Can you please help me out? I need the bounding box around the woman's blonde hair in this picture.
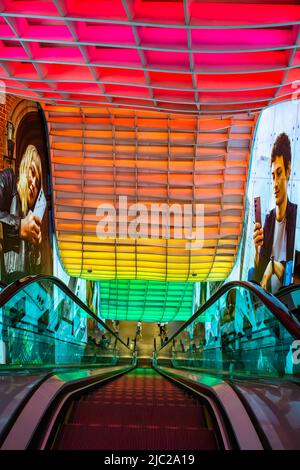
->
[17,144,42,215]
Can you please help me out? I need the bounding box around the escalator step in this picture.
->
[79,399,197,407]
[69,403,206,427]
[55,423,217,450]
[54,370,218,450]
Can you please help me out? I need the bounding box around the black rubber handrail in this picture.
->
[276,283,300,298]
[0,274,130,350]
[157,280,300,352]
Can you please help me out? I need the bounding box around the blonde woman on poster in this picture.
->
[0,144,43,283]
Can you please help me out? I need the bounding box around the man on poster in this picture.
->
[253,133,297,293]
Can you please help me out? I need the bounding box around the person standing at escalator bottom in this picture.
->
[136,321,142,340]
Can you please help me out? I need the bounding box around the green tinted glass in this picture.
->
[156,285,300,379]
[0,279,132,369]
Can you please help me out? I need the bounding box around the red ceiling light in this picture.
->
[0,1,299,114]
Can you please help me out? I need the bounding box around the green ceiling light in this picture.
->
[99,280,195,322]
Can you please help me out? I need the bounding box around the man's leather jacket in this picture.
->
[0,168,21,253]
[0,168,41,282]
[254,199,297,289]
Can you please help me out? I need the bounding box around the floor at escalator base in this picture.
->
[54,368,217,450]
[137,357,152,368]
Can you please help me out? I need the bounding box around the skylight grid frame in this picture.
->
[0,1,299,113]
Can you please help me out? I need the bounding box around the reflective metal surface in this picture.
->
[234,379,300,449]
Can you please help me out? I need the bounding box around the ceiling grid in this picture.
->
[0,1,298,113]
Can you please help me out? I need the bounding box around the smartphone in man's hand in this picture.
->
[33,188,47,221]
[254,196,262,226]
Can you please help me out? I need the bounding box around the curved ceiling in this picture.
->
[44,104,256,281]
[0,1,300,114]
[2,0,298,290]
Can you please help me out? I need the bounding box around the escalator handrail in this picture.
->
[275,284,300,317]
[157,280,300,352]
[0,274,130,350]
[275,283,300,298]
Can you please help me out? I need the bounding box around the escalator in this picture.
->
[154,280,300,449]
[53,368,219,450]
[0,275,135,449]
[0,274,133,369]
[155,280,300,376]
[0,276,300,449]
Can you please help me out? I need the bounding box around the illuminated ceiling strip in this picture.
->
[0,90,277,115]
[1,35,300,54]
[1,74,299,94]
[1,13,300,30]
[0,57,299,75]
[2,84,298,106]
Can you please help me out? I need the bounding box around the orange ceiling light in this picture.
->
[0,1,299,114]
[44,104,256,281]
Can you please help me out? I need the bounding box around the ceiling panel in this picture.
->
[0,1,299,114]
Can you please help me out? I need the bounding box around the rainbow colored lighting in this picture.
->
[0,1,299,114]
[44,104,256,281]
[2,1,298,287]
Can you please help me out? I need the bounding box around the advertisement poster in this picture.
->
[0,103,53,284]
[244,100,300,294]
